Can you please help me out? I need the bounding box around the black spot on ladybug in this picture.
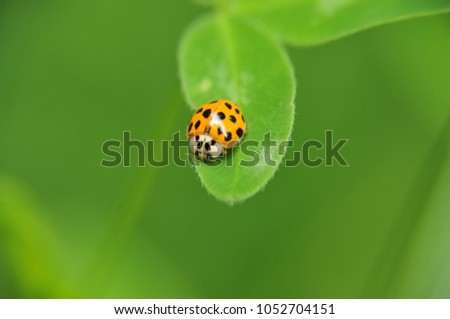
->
[211,139,216,145]
[235,108,240,114]
[196,108,203,114]
[209,100,218,104]
[217,127,222,135]
[225,102,232,109]
[236,128,243,138]
[241,115,245,123]
[188,122,193,132]
[195,135,199,142]
[194,120,201,129]
[228,115,237,123]
[204,142,211,151]
[195,150,200,157]
[217,112,225,120]
[197,141,203,149]
[225,132,232,141]
[202,109,211,118]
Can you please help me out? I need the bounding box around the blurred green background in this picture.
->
[1,1,450,298]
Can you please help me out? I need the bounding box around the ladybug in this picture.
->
[187,99,247,161]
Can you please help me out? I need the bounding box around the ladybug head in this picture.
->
[189,134,224,161]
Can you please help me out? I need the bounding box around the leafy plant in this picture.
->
[179,15,295,204]
[179,0,450,203]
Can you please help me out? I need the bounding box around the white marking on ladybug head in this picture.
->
[189,134,224,161]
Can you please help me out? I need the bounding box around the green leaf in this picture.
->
[203,0,450,46]
[179,14,295,204]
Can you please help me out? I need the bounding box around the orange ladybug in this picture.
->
[187,100,247,161]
